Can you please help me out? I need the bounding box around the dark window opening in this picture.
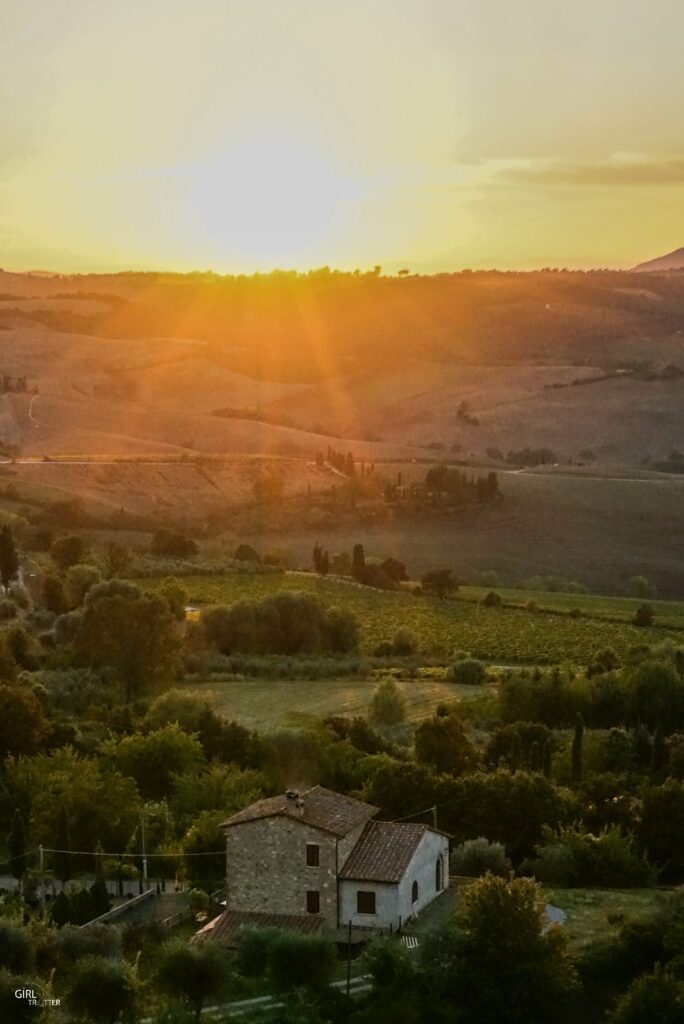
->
[306,843,320,867]
[306,890,320,914]
[411,880,419,904]
[435,858,443,891]
[357,890,376,915]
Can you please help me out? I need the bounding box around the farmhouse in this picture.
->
[197,786,449,946]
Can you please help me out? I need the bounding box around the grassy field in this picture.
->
[457,585,684,631]
[145,572,684,664]
[190,674,489,731]
[410,883,664,952]
[545,887,663,952]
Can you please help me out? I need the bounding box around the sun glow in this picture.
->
[186,132,363,266]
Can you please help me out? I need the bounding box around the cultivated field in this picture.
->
[189,674,488,732]
[144,572,684,662]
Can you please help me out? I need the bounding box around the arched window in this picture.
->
[411,880,419,904]
[435,858,442,892]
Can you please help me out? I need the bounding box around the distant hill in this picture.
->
[633,247,684,273]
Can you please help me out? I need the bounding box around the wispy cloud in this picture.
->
[493,155,684,187]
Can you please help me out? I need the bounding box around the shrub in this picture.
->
[482,590,502,608]
[200,592,360,655]
[523,823,654,888]
[0,921,34,974]
[447,658,486,685]
[633,603,655,627]
[369,678,406,727]
[0,599,16,620]
[451,837,512,878]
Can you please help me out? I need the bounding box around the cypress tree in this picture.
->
[0,524,19,592]
[8,809,26,886]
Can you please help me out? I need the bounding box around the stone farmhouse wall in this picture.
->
[225,816,340,927]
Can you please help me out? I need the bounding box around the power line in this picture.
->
[40,847,224,858]
[390,805,437,824]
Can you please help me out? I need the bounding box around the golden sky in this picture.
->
[2,0,684,273]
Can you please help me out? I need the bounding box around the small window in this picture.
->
[435,858,443,892]
[306,843,320,867]
[411,880,419,904]
[357,890,376,915]
[306,890,320,914]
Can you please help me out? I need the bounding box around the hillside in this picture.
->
[0,268,682,595]
[634,247,684,273]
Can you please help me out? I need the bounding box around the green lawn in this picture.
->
[545,887,663,951]
[143,572,684,664]
[190,674,489,732]
[408,883,664,952]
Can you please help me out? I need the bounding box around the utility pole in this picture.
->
[346,919,352,997]
[140,814,148,891]
[39,844,46,917]
[432,805,437,830]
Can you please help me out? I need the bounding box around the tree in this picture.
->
[609,968,684,1024]
[181,811,227,891]
[51,535,86,571]
[448,658,486,685]
[65,563,101,608]
[0,921,34,974]
[68,955,136,1024]
[415,712,476,775]
[7,810,27,888]
[266,932,336,994]
[369,679,406,728]
[451,874,577,1024]
[572,713,584,784]
[73,591,180,702]
[629,575,655,599]
[640,781,684,881]
[451,837,511,878]
[421,569,456,599]
[103,542,132,579]
[629,660,684,732]
[158,577,189,621]
[155,940,231,1021]
[234,544,260,563]
[42,573,68,614]
[0,685,50,758]
[0,525,19,592]
[150,529,198,558]
[5,748,141,874]
[352,543,366,579]
[633,603,655,627]
[102,725,204,801]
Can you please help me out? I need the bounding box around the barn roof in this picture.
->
[339,821,432,882]
[219,785,378,837]
[194,910,326,948]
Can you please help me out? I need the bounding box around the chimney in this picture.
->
[296,798,305,816]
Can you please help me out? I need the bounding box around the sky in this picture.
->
[2,0,684,274]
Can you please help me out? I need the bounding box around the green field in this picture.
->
[191,674,489,731]
[458,585,684,631]
[410,883,664,952]
[545,887,663,951]
[144,572,684,664]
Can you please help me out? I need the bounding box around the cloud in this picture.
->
[493,155,684,187]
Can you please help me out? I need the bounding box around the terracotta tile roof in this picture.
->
[194,910,326,947]
[220,785,378,837]
[339,821,429,882]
